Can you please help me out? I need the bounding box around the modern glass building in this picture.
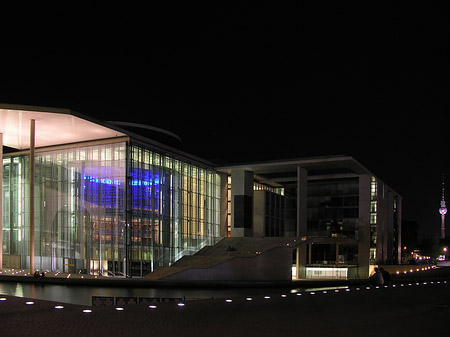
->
[1,104,402,280]
[1,105,222,276]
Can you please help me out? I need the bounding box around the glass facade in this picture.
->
[307,178,359,238]
[369,176,377,263]
[261,191,285,237]
[127,144,221,276]
[305,178,359,266]
[2,141,221,276]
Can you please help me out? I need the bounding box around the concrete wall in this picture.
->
[384,188,402,264]
[253,191,265,237]
[164,247,293,281]
[396,196,402,264]
[231,169,254,237]
[386,189,394,263]
[377,184,401,265]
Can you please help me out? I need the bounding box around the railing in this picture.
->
[91,295,212,306]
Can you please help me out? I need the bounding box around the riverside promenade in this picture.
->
[1,268,450,337]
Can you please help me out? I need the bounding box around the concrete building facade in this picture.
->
[218,157,402,279]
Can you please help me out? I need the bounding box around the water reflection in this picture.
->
[14,283,24,297]
[0,282,306,306]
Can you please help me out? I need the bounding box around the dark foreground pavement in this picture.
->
[1,281,449,337]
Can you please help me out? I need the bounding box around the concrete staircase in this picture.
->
[144,237,301,280]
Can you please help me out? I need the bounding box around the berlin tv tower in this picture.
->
[439,174,447,239]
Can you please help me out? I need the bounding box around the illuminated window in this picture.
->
[227,176,232,237]
[369,177,377,250]
[306,267,348,279]
[370,248,376,262]
[3,142,222,277]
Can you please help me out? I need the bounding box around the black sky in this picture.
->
[1,3,449,239]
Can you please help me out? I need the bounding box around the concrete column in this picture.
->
[296,245,307,279]
[396,196,402,264]
[296,166,307,236]
[296,166,307,279]
[230,169,253,237]
[220,173,228,237]
[336,243,339,264]
[29,119,35,273]
[386,190,394,264]
[308,243,312,264]
[253,191,265,237]
[0,132,2,270]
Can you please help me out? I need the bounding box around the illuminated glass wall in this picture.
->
[369,176,377,263]
[127,144,221,276]
[2,141,221,276]
[2,142,127,275]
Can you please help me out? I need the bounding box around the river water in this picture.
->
[0,281,318,306]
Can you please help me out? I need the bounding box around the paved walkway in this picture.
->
[1,280,449,337]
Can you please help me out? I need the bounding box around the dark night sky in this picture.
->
[1,3,449,240]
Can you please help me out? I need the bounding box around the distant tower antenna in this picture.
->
[439,173,447,239]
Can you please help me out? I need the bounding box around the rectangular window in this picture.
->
[234,195,252,229]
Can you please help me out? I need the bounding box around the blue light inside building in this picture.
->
[82,169,161,210]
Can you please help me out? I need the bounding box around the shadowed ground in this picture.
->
[1,280,449,337]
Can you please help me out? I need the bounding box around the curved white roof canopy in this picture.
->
[0,104,125,150]
[107,121,182,143]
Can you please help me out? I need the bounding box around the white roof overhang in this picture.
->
[0,104,125,150]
